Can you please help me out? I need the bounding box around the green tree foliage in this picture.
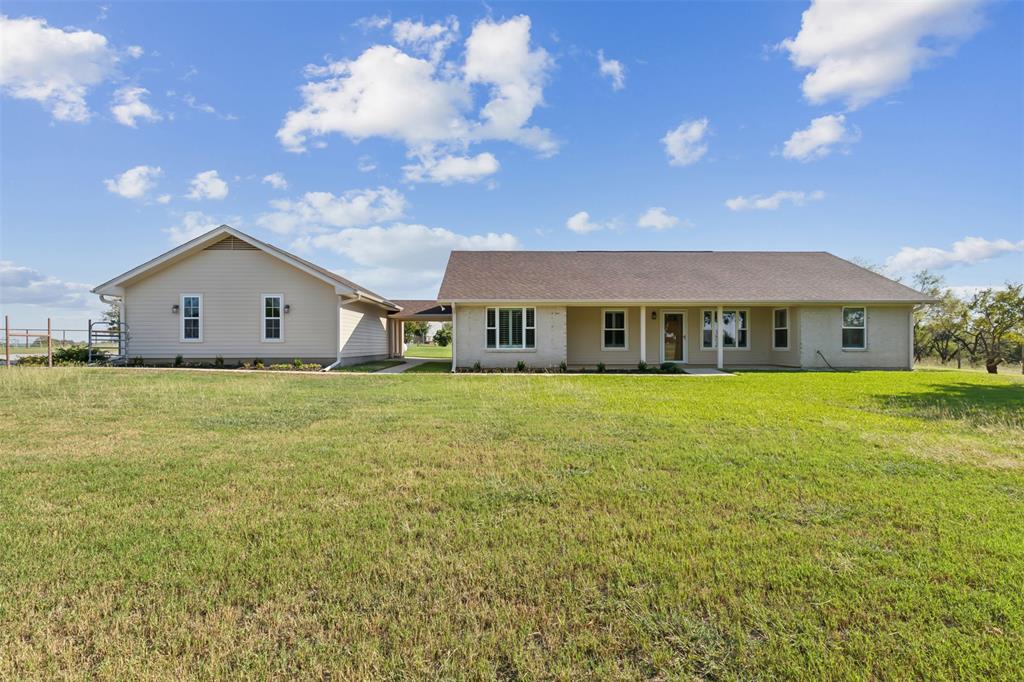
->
[404,321,430,344]
[433,322,453,347]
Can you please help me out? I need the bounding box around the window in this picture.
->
[773,308,789,350]
[486,307,536,349]
[181,294,201,342]
[262,294,283,342]
[701,309,749,349]
[602,309,627,350]
[842,306,866,349]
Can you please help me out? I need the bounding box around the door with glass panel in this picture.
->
[661,311,687,363]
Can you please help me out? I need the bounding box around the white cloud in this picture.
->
[125,45,144,59]
[566,211,605,234]
[662,118,709,166]
[103,164,162,199]
[392,16,459,64]
[637,207,682,230]
[782,114,859,161]
[277,15,556,179]
[186,170,229,200]
[354,14,391,31]
[163,211,235,245]
[257,186,407,235]
[779,0,984,109]
[597,49,625,90]
[0,15,123,122]
[156,194,171,204]
[885,236,1024,274]
[294,222,520,297]
[181,93,237,120]
[109,86,161,127]
[725,190,825,211]
[0,260,92,307]
[402,152,499,184]
[357,155,377,173]
[262,172,288,190]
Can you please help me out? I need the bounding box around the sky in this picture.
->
[1,0,1022,331]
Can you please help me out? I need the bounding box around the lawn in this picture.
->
[404,360,452,373]
[331,359,405,372]
[405,343,452,359]
[1,368,1021,679]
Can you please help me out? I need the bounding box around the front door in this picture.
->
[662,311,687,363]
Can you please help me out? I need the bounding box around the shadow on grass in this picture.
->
[875,381,1024,428]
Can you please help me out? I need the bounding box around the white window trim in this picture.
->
[842,305,868,351]
[486,306,536,351]
[600,308,629,351]
[700,308,750,351]
[180,293,202,343]
[261,293,284,343]
[772,307,789,351]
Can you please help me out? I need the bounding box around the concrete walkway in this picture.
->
[376,358,438,374]
[682,367,733,376]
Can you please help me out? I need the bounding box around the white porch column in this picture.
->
[716,305,724,370]
[400,321,405,358]
[451,304,457,373]
[639,305,647,365]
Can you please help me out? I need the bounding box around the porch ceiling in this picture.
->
[388,300,452,321]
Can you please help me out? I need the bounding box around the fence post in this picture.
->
[48,318,53,368]
[4,315,9,368]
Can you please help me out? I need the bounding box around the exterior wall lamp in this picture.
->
[172,304,179,314]
[651,310,657,320]
[283,304,291,314]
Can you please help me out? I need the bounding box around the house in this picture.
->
[437,250,934,371]
[93,226,932,371]
[91,225,405,367]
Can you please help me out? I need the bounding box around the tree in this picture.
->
[953,283,1024,374]
[911,270,946,362]
[433,322,452,347]
[404,321,430,344]
[101,300,120,330]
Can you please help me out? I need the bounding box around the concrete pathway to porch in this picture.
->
[376,358,437,374]
[681,367,733,376]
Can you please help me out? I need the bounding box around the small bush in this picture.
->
[254,358,265,369]
[660,362,680,373]
[53,344,103,364]
[637,361,649,372]
[472,361,482,372]
[174,354,184,367]
[292,358,303,369]
[129,356,145,367]
[268,362,322,372]
[16,354,49,366]
[214,355,225,368]
[515,360,527,372]
[596,362,606,373]
[559,360,568,373]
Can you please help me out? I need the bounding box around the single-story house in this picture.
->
[93,225,933,371]
[438,250,934,371]
[91,225,409,367]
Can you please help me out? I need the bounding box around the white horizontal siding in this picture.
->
[124,249,337,360]
[339,299,388,358]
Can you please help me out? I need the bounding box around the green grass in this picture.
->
[331,359,405,372]
[404,360,452,373]
[1,368,1022,679]
[405,343,452,359]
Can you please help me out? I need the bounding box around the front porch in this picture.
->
[386,300,453,360]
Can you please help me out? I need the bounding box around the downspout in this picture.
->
[323,293,356,372]
[451,303,457,373]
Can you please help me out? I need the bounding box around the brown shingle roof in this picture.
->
[388,300,452,318]
[437,251,933,303]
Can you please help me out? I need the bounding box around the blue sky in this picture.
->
[2,1,1022,330]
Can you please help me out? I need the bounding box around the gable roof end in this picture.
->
[91,225,397,309]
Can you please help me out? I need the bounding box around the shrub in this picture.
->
[16,354,48,366]
[53,344,103,364]
[254,358,264,369]
[129,356,145,367]
[472,361,482,372]
[637,360,649,372]
[433,324,452,347]
[515,360,527,372]
[214,355,225,368]
[596,362,606,373]
[269,362,321,372]
[174,354,184,367]
[293,358,303,369]
[659,362,680,373]
[559,360,568,373]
